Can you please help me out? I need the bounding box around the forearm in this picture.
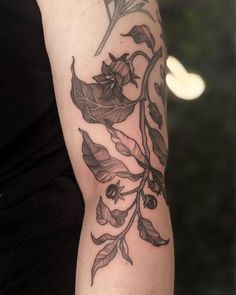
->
[37,1,174,294]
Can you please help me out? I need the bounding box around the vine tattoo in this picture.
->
[95,0,155,56]
[70,24,169,285]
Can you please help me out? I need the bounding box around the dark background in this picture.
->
[159,0,235,294]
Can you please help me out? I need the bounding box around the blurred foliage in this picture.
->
[158,0,235,294]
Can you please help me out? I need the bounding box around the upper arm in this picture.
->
[39,0,168,199]
[37,1,173,293]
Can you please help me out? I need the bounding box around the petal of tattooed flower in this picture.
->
[93,73,108,85]
[119,237,133,265]
[91,233,117,245]
[106,125,148,167]
[91,241,118,286]
[115,73,124,88]
[147,125,168,166]
[71,57,137,124]
[121,25,155,53]
[101,61,113,75]
[138,217,169,247]
[109,53,118,62]
[79,129,143,182]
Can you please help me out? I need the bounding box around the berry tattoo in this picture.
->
[106,181,125,204]
[143,194,158,209]
[71,22,169,286]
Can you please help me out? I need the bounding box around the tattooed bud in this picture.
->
[106,184,118,199]
[110,60,130,84]
[106,180,125,204]
[148,180,161,195]
[143,194,157,209]
[109,53,139,87]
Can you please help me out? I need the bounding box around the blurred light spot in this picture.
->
[166,56,206,100]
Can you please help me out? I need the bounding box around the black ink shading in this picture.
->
[95,0,155,56]
[70,24,169,286]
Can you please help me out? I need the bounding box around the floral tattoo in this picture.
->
[95,0,156,56]
[70,24,169,286]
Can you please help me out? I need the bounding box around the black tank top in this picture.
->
[0,1,84,294]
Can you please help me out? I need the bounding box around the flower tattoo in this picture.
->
[93,53,139,101]
[70,23,169,286]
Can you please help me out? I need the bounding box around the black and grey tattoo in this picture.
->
[95,0,155,56]
[70,24,169,286]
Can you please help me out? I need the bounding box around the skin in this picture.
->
[36,0,174,294]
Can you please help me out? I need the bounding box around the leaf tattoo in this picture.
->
[138,217,169,246]
[96,196,128,227]
[148,102,163,129]
[91,232,117,245]
[106,124,148,167]
[119,237,133,265]
[79,129,143,182]
[95,0,155,56]
[71,23,169,286]
[91,241,118,285]
[146,123,168,166]
[121,25,156,53]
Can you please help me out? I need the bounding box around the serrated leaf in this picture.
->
[106,125,148,167]
[147,125,168,166]
[119,237,133,265]
[71,57,136,125]
[122,25,155,53]
[80,129,142,183]
[91,233,117,245]
[138,217,169,246]
[96,197,128,227]
[91,241,118,285]
[148,102,163,129]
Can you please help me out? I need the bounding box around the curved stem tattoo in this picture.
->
[129,50,151,63]
[70,23,169,286]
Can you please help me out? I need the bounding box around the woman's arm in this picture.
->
[37,1,174,294]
